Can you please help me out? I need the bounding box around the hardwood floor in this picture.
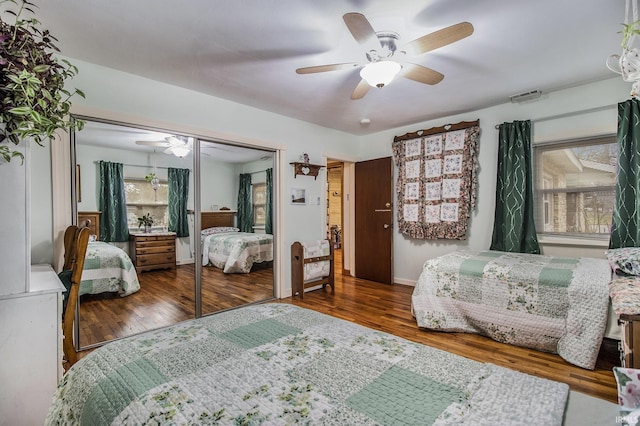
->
[78,262,273,347]
[75,249,619,403]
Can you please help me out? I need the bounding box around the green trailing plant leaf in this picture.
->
[0,0,84,163]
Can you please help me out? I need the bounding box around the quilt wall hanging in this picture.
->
[392,120,480,240]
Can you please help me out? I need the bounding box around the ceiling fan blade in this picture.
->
[405,22,474,55]
[136,140,170,147]
[296,63,359,74]
[401,63,444,85]
[351,79,371,100]
[343,13,381,49]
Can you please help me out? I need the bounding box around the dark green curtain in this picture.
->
[610,99,640,248]
[490,120,540,254]
[168,167,190,238]
[265,168,273,234]
[237,173,253,232]
[98,161,129,242]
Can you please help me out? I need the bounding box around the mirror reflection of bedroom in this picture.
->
[74,118,275,348]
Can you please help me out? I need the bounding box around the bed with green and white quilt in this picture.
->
[80,241,140,297]
[46,303,570,425]
[201,231,273,273]
[412,250,612,370]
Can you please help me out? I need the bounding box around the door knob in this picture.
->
[383,223,392,229]
[385,202,391,208]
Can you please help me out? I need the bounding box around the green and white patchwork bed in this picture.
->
[46,304,569,425]
[202,232,273,273]
[412,250,612,369]
[80,241,140,297]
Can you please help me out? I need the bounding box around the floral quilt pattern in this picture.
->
[412,250,611,369]
[46,304,569,425]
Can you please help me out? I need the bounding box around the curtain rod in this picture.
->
[93,161,170,170]
[493,104,617,129]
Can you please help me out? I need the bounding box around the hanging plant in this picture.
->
[0,0,85,163]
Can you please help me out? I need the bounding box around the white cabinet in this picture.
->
[0,265,64,426]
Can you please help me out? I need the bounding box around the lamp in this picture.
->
[360,61,402,88]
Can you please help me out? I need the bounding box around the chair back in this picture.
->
[62,225,78,271]
[62,226,90,367]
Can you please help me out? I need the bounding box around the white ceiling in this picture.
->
[33,0,623,136]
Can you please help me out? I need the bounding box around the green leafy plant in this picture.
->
[621,20,640,48]
[144,173,157,182]
[137,213,154,228]
[0,0,85,163]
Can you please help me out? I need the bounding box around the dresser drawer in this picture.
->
[136,245,176,255]
[136,253,176,267]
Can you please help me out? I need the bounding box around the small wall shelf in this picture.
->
[290,162,324,180]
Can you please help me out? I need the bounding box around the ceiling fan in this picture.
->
[296,13,473,99]
[135,136,192,158]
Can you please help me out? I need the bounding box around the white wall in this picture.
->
[361,77,631,285]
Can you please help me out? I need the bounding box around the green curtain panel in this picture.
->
[490,120,540,254]
[610,99,640,249]
[265,168,273,235]
[168,167,190,238]
[98,161,129,242]
[237,173,253,232]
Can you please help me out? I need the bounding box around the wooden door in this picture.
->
[355,157,393,284]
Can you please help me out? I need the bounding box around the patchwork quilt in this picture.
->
[46,304,568,425]
[202,232,273,273]
[80,241,140,297]
[412,250,612,369]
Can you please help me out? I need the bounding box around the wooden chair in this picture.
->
[61,226,90,367]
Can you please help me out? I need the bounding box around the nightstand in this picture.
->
[620,314,640,368]
[129,232,176,272]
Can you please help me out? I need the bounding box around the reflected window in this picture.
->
[124,178,168,230]
[252,182,266,226]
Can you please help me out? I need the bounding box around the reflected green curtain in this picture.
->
[610,99,640,248]
[237,173,253,232]
[168,167,190,238]
[265,168,273,234]
[98,161,129,242]
[490,120,540,254]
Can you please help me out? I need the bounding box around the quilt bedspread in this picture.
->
[412,250,611,369]
[46,304,568,425]
[202,232,273,273]
[80,241,140,297]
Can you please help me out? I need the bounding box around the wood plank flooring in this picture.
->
[75,249,619,403]
[78,262,273,347]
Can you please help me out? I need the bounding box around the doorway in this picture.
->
[326,162,344,274]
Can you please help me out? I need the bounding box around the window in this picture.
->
[124,178,169,230]
[534,136,617,238]
[252,182,266,226]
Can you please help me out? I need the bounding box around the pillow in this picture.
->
[201,226,239,237]
[89,234,97,242]
[613,367,640,424]
[606,247,640,276]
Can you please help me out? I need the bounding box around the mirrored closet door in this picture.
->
[72,117,276,349]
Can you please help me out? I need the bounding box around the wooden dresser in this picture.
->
[129,232,177,272]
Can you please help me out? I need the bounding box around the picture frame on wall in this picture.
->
[291,188,306,205]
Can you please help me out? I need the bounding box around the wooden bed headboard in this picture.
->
[78,211,101,239]
[201,211,235,230]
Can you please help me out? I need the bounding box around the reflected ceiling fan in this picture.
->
[296,12,473,99]
[135,136,192,158]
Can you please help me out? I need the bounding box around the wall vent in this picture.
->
[509,89,542,103]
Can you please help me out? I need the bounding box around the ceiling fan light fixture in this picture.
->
[171,146,190,158]
[360,61,402,88]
